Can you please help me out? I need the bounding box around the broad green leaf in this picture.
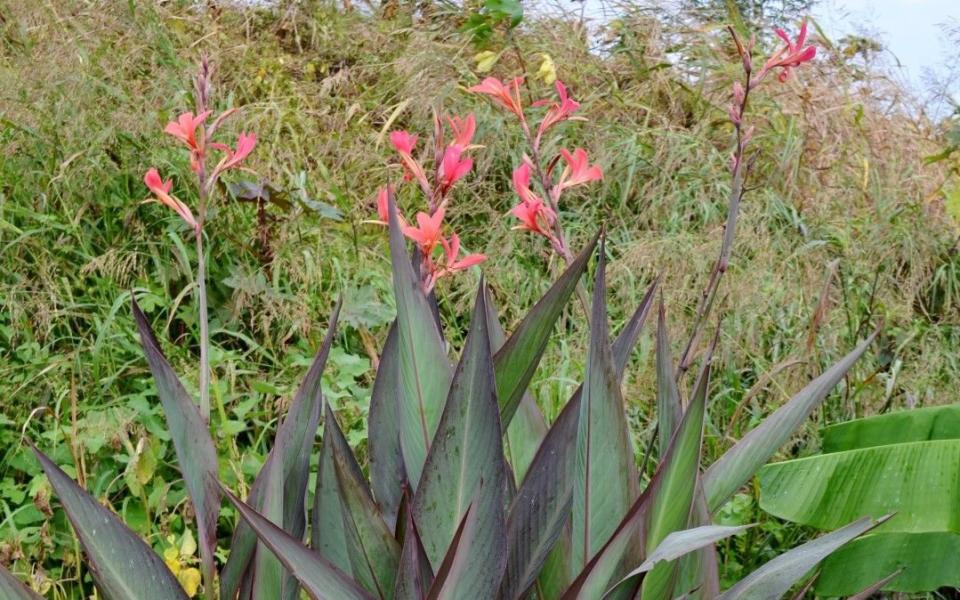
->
[822,404,960,453]
[493,232,598,428]
[530,278,658,600]
[394,497,434,600]
[330,403,401,598]
[412,282,507,596]
[0,558,48,599]
[312,403,356,576]
[368,324,407,532]
[388,194,453,488]
[132,298,220,594]
[605,525,751,597]
[572,242,640,569]
[655,302,682,457]
[424,497,480,600]
[818,532,958,595]
[221,301,341,600]
[32,445,189,600]
[642,337,714,600]
[759,438,960,532]
[484,289,547,484]
[253,452,287,598]
[717,516,884,600]
[702,332,876,511]
[223,487,374,600]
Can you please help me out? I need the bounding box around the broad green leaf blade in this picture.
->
[484,288,547,484]
[312,403,357,576]
[412,282,507,596]
[395,497,434,600]
[817,532,957,595]
[223,488,374,600]
[493,232,599,428]
[703,332,876,511]
[845,568,904,600]
[32,446,189,600]
[605,525,752,597]
[500,391,578,600]
[424,498,476,600]
[132,298,220,592]
[388,194,453,488]
[222,301,341,600]
[655,302,682,457]
[642,339,714,600]
[253,452,287,598]
[759,439,960,532]
[368,324,407,532]
[530,278,658,600]
[331,404,402,598]
[573,241,640,569]
[718,516,885,600]
[0,562,46,599]
[822,404,960,453]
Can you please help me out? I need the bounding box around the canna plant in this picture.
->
[5,23,889,600]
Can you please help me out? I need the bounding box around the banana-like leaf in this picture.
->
[759,439,960,532]
[493,232,599,428]
[394,496,434,600]
[368,324,407,532]
[412,281,507,595]
[817,531,960,595]
[573,241,640,568]
[387,194,454,489]
[251,452,286,597]
[32,445,189,600]
[822,404,960,453]
[223,487,374,600]
[331,404,402,598]
[717,516,886,600]
[222,301,341,600]
[655,302,682,457]
[702,332,876,511]
[312,403,357,575]
[642,342,714,600]
[842,565,905,599]
[605,525,752,597]
[827,531,960,595]
[484,289,547,484]
[523,278,658,600]
[131,298,220,594]
[424,497,478,600]
[0,557,48,599]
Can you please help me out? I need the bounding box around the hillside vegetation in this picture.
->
[0,0,956,595]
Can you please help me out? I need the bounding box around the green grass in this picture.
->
[0,0,956,596]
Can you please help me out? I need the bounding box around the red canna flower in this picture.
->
[438,146,473,192]
[402,206,445,254]
[556,148,603,191]
[759,21,816,83]
[143,168,199,232]
[534,81,581,145]
[447,114,476,149]
[440,233,486,272]
[509,163,556,237]
[468,76,526,119]
[164,110,212,151]
[389,130,431,192]
[211,132,257,179]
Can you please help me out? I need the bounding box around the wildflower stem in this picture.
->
[195,227,211,423]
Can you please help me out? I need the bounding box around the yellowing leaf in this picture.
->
[945,184,960,232]
[180,529,197,558]
[474,50,500,73]
[536,53,557,84]
[178,567,202,597]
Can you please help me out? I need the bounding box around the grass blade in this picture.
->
[33,445,189,600]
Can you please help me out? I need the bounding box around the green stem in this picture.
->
[195,228,210,423]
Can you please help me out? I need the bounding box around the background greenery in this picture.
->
[1,0,957,596]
